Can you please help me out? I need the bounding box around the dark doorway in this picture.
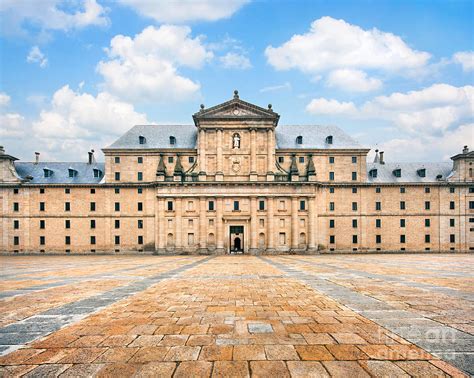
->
[230,226,244,254]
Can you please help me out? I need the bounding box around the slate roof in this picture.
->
[276,125,362,149]
[366,162,453,183]
[106,125,197,149]
[14,162,105,184]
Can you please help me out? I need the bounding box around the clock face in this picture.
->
[233,108,240,115]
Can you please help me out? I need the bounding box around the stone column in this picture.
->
[199,129,206,180]
[250,128,257,181]
[199,197,207,254]
[267,197,275,252]
[266,128,275,181]
[216,129,223,181]
[216,197,225,254]
[308,196,317,252]
[250,196,258,254]
[291,197,298,251]
[175,198,182,252]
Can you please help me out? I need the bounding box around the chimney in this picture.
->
[35,152,40,164]
[88,149,95,164]
[373,149,380,163]
[463,145,469,154]
[0,146,4,155]
[379,151,385,165]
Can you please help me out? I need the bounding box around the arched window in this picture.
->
[232,133,241,149]
[166,233,174,248]
[296,135,303,145]
[325,135,333,144]
[169,136,176,145]
[208,233,216,247]
[299,232,306,247]
[139,135,146,144]
[258,233,265,249]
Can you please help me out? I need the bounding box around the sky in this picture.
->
[0,0,473,163]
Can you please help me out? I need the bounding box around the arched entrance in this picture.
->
[229,226,244,254]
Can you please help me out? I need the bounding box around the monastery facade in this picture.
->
[1,92,473,254]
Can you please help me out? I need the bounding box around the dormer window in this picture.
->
[325,135,333,144]
[139,135,146,145]
[68,168,78,178]
[43,168,53,178]
[169,136,176,145]
[393,168,401,178]
[417,168,426,177]
[93,168,102,178]
[369,168,378,178]
[296,136,303,145]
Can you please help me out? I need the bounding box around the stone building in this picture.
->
[1,91,473,254]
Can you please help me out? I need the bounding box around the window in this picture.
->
[425,201,430,210]
[115,220,120,229]
[425,187,430,193]
[93,169,102,178]
[470,201,474,210]
[259,200,265,211]
[138,220,143,229]
[400,235,406,243]
[40,188,45,194]
[329,235,335,244]
[375,202,381,211]
[14,236,19,246]
[13,220,19,229]
[329,187,335,194]
[65,236,70,245]
[114,156,121,164]
[168,156,174,164]
[115,236,120,245]
[425,219,430,227]
[425,235,430,243]
[352,202,358,211]
[114,202,120,211]
[115,172,120,181]
[418,169,426,178]
[233,201,240,211]
[376,219,381,228]
[329,202,335,211]
[450,201,455,210]
[352,219,358,228]
[369,169,378,178]
[400,187,405,193]
[65,220,70,229]
[376,235,381,244]
[296,135,303,144]
[90,202,96,211]
[167,201,173,211]
[352,235,358,244]
[13,188,19,194]
[40,202,45,211]
[90,220,96,229]
[393,169,401,178]
[352,172,357,181]
[329,156,334,164]
[114,188,120,194]
[450,219,455,227]
[279,232,286,245]
[68,169,77,178]
[450,234,455,243]
[40,220,45,229]
[139,135,146,144]
[138,187,143,194]
[65,202,70,211]
[44,169,53,178]
[138,157,143,164]
[299,156,305,163]
[400,219,405,227]
[329,172,335,181]
[375,187,381,193]
[352,187,357,194]
[138,202,143,211]
[468,187,474,193]
[138,235,143,245]
[352,156,357,163]
[91,236,96,245]
[278,156,284,163]
[326,135,333,144]
[299,200,306,211]
[208,201,215,211]
[169,136,176,145]
[450,187,456,193]
[189,156,195,163]
[400,201,406,210]
[40,236,45,245]
[13,202,19,212]
[137,172,143,181]
[65,188,70,194]
[329,219,335,228]
[90,188,95,194]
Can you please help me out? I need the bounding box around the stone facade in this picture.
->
[0,93,473,254]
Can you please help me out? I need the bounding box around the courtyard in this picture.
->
[0,254,472,377]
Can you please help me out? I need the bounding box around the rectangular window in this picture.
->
[299,156,304,163]
[208,201,215,211]
[91,236,96,245]
[352,156,357,163]
[115,172,120,181]
[352,219,357,228]
[375,202,381,211]
[329,219,335,228]
[450,234,455,243]
[450,201,455,210]
[40,202,45,211]
[352,235,358,244]
[375,187,381,193]
[299,200,306,211]
[138,219,143,229]
[425,201,430,210]
[65,202,70,211]
[114,188,120,194]
[259,200,265,211]
[90,188,95,194]
[90,219,96,229]
[352,172,357,181]
[40,236,45,245]
[138,157,143,164]
[13,188,19,194]
[65,220,70,229]
[425,235,430,243]
[14,236,19,245]
[137,172,143,181]
[352,202,357,211]
[65,236,71,245]
[376,219,381,228]
[329,235,335,244]
[40,188,45,194]
[189,156,195,164]
[115,202,120,211]
[90,202,96,211]
[400,201,406,210]
[352,187,357,194]
[167,201,173,211]
[114,156,120,163]
[450,187,456,193]
[40,220,45,229]
[115,220,120,229]
[138,235,143,245]
[329,172,335,181]
[115,236,120,245]
[168,156,174,163]
[400,187,405,194]
[376,235,381,244]
[425,219,430,227]
[469,201,474,210]
[278,156,284,163]
[138,202,143,211]
[329,202,335,211]
[138,187,143,194]
[425,187,430,193]
[233,201,240,211]
[400,219,405,227]
[13,220,19,229]
[329,156,334,164]
[279,232,286,245]
[450,218,455,227]
[329,187,335,194]
[400,235,406,243]
[65,188,70,194]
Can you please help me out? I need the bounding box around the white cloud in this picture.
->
[219,52,251,69]
[117,0,249,23]
[0,92,10,106]
[97,25,213,102]
[27,46,48,68]
[0,0,108,35]
[0,113,25,137]
[326,69,382,92]
[453,51,474,72]
[260,82,291,93]
[306,98,357,115]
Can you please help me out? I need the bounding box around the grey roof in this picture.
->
[366,162,453,183]
[276,125,362,149]
[106,125,197,149]
[15,162,105,184]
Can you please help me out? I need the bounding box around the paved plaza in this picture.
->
[0,254,472,377]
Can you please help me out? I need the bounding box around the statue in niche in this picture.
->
[232,133,241,149]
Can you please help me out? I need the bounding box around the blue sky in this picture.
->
[0,0,473,162]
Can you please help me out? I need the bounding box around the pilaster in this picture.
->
[267,197,275,252]
[249,196,258,254]
[216,197,225,254]
[199,197,208,254]
[291,197,298,251]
